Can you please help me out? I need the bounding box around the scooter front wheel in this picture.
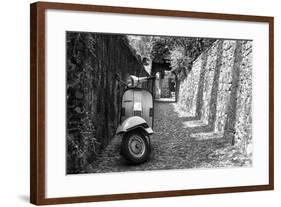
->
[121,131,150,164]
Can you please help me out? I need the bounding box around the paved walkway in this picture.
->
[88,102,251,173]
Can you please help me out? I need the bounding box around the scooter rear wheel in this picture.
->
[121,131,150,164]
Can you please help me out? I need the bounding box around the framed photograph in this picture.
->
[30,1,274,205]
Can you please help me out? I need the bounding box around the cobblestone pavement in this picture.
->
[88,102,251,173]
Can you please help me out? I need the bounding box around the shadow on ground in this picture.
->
[86,102,250,174]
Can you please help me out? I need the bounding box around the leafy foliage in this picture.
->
[67,32,101,173]
[150,36,216,78]
[127,35,216,78]
[127,35,153,60]
[67,114,101,173]
[150,37,172,63]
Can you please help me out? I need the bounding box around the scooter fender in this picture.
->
[116,116,153,135]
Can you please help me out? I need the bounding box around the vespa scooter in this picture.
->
[115,74,155,164]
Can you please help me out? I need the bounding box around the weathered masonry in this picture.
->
[176,39,252,154]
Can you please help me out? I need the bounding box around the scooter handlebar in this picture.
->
[114,73,155,87]
[131,75,155,83]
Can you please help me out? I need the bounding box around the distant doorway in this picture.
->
[154,71,177,102]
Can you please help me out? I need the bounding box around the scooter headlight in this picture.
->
[126,76,133,87]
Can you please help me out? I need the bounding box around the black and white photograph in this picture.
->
[66,31,253,174]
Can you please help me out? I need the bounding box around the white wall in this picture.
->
[0,0,279,206]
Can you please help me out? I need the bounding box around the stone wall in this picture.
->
[175,39,252,148]
[213,41,237,134]
[232,41,253,154]
[200,41,220,125]
[177,49,206,117]
[191,40,238,138]
[66,32,147,173]
[182,41,221,128]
